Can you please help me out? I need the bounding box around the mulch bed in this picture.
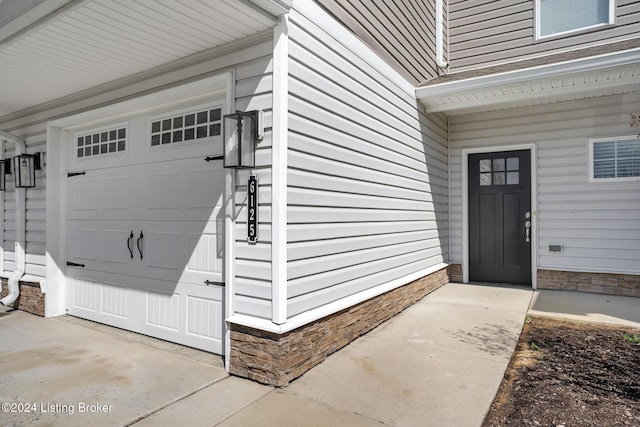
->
[483,316,640,426]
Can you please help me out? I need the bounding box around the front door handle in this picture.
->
[136,231,144,260]
[525,220,531,243]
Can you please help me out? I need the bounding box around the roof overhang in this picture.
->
[0,0,291,118]
[417,47,640,116]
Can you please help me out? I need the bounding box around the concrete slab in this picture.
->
[0,282,535,427]
[288,336,508,427]
[132,377,273,427]
[0,310,227,427]
[285,283,533,427]
[218,389,383,427]
[426,282,533,312]
[529,289,640,327]
[371,300,524,362]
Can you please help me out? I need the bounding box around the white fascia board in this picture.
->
[417,47,640,104]
[247,0,291,17]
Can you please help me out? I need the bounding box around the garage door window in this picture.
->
[76,125,127,159]
[150,105,222,147]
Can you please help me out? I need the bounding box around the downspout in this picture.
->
[435,0,449,70]
[0,130,27,307]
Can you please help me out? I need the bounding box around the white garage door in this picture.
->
[66,102,226,354]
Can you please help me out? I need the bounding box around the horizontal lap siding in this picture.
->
[449,0,640,71]
[450,93,640,274]
[0,126,47,278]
[287,7,449,318]
[315,0,444,85]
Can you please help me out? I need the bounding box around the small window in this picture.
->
[536,0,614,39]
[76,125,127,159]
[150,105,222,148]
[589,136,640,182]
[479,156,520,186]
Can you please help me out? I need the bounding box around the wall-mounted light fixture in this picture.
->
[14,153,41,188]
[0,159,11,191]
[223,110,263,169]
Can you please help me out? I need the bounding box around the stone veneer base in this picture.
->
[229,266,451,387]
[0,279,45,316]
[537,269,640,297]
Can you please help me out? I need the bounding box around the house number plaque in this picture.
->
[247,175,258,243]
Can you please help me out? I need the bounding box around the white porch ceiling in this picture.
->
[417,48,640,116]
[0,0,289,118]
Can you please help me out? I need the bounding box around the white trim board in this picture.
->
[271,15,289,325]
[228,262,450,334]
[461,144,538,289]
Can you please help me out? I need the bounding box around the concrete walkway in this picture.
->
[1,283,637,426]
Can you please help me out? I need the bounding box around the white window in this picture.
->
[536,0,615,39]
[589,136,640,182]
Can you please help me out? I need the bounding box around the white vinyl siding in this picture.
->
[286,5,449,318]
[450,93,640,275]
[1,131,47,280]
[537,0,614,39]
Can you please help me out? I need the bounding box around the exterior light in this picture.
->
[14,153,41,188]
[0,159,10,191]
[223,110,263,169]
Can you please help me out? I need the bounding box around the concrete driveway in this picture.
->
[2,283,536,426]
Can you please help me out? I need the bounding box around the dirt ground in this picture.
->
[483,316,640,426]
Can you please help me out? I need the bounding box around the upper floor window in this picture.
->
[536,0,615,39]
[589,136,640,182]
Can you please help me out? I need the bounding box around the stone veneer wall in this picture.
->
[0,279,45,316]
[229,266,451,386]
[538,269,640,297]
[448,263,463,283]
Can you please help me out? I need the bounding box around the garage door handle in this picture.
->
[137,231,144,260]
[127,231,134,259]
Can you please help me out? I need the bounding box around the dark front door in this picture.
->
[469,150,531,284]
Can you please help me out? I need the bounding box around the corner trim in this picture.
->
[271,15,289,325]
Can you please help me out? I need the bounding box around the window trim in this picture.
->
[588,135,640,183]
[535,0,615,41]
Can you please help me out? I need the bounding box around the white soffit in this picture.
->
[417,48,640,116]
[0,0,283,118]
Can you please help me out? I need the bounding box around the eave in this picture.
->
[0,0,291,119]
[417,43,640,116]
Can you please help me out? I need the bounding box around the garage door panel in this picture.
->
[66,105,226,355]
[68,226,99,262]
[68,273,136,332]
[68,170,137,221]
[141,283,223,353]
[102,228,134,264]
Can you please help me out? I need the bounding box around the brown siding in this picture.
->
[450,0,640,72]
[315,0,445,85]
